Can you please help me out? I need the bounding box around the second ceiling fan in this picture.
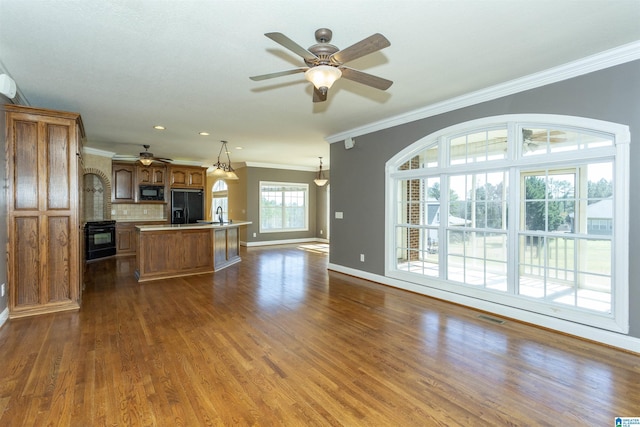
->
[250,28,393,103]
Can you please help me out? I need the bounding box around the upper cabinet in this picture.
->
[5,105,84,318]
[137,165,166,186]
[112,162,136,203]
[112,162,204,202]
[169,165,205,189]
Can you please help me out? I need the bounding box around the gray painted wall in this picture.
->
[244,167,324,244]
[315,170,329,239]
[330,60,640,337]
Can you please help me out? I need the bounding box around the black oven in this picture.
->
[85,220,116,260]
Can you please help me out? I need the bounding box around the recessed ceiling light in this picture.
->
[153,125,165,130]
[235,146,243,150]
[199,132,210,136]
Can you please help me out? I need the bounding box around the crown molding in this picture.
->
[83,146,115,157]
[244,161,318,172]
[326,40,640,144]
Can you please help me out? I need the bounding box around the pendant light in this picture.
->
[212,140,239,180]
[314,157,328,186]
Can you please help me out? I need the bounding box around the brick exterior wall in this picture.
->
[400,157,421,261]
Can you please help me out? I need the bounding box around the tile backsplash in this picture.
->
[83,174,106,221]
[112,204,166,221]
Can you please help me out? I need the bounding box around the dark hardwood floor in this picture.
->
[1,244,639,426]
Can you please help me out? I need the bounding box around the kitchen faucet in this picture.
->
[216,206,223,224]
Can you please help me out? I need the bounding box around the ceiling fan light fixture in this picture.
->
[305,65,342,91]
[138,144,172,165]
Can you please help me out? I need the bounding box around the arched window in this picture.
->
[212,179,228,220]
[386,114,630,333]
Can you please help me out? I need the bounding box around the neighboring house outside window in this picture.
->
[386,114,630,333]
[260,181,309,232]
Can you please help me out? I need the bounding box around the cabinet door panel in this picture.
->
[138,168,152,184]
[113,166,135,201]
[13,120,39,210]
[141,232,179,273]
[189,170,204,187]
[47,216,72,302]
[214,229,227,263]
[182,230,212,270]
[227,227,239,258]
[171,170,187,187]
[14,217,40,306]
[153,168,165,184]
[116,227,134,252]
[47,124,71,210]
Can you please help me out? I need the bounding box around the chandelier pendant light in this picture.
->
[314,157,328,186]
[212,140,239,180]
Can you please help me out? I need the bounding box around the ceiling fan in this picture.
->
[522,129,567,152]
[138,144,172,166]
[250,28,393,102]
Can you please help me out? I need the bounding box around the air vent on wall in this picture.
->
[477,314,506,325]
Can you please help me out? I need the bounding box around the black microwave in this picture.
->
[139,185,165,201]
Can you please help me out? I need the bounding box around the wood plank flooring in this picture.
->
[1,244,639,426]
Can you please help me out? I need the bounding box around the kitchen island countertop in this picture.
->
[136,220,251,232]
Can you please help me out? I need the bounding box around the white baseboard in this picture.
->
[0,307,8,329]
[245,237,328,247]
[327,263,640,354]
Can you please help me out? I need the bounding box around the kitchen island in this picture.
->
[135,221,251,282]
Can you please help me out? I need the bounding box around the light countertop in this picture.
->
[135,221,251,232]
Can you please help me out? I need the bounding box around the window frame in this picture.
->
[211,179,229,220]
[259,181,309,233]
[385,114,630,333]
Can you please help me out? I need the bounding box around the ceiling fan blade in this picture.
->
[250,68,307,81]
[313,87,327,103]
[265,32,318,62]
[339,67,393,90]
[330,33,390,64]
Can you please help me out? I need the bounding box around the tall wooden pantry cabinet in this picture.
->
[5,105,85,318]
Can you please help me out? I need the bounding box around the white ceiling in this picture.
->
[1,1,639,170]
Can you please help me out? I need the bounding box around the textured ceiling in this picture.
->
[1,0,639,169]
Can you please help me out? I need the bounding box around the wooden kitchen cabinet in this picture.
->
[5,105,84,318]
[137,165,166,185]
[112,162,136,202]
[116,221,169,257]
[169,165,205,189]
[136,228,213,281]
[116,222,136,256]
[213,227,240,271]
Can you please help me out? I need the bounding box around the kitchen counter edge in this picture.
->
[135,221,252,232]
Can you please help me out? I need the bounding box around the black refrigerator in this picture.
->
[171,189,204,224]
